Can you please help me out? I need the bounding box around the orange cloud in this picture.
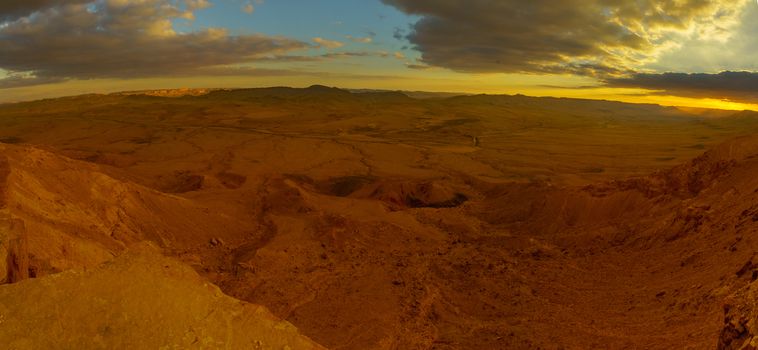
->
[313,37,344,49]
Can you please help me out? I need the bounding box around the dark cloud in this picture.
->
[382,0,746,76]
[0,0,309,88]
[0,66,317,89]
[406,64,432,70]
[605,71,758,103]
[392,27,405,41]
[0,0,90,21]
[321,51,375,59]
[0,74,66,89]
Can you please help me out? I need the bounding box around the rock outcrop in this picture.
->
[0,243,324,349]
[719,281,758,350]
[0,144,256,278]
[0,155,29,284]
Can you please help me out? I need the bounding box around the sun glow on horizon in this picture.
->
[2,75,756,113]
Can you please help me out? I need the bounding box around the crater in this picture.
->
[216,172,247,189]
[156,171,204,193]
[316,176,469,209]
[406,192,469,208]
[325,175,375,197]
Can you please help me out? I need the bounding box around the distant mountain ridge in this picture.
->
[0,86,753,115]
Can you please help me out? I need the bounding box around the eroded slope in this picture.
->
[0,243,324,349]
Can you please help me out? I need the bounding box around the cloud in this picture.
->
[253,51,391,63]
[345,35,372,44]
[184,0,212,11]
[0,0,90,21]
[0,73,66,89]
[0,0,309,88]
[194,66,319,77]
[312,37,344,49]
[0,67,310,89]
[646,3,758,74]
[604,71,758,103]
[392,27,405,40]
[406,64,431,70]
[242,0,262,14]
[321,52,374,59]
[382,0,749,77]
[242,3,254,14]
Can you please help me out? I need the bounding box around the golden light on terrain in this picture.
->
[4,1,758,349]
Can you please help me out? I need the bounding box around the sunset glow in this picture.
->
[1,0,757,109]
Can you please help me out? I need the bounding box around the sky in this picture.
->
[1,0,758,110]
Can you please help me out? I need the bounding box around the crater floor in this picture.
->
[2,88,758,349]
